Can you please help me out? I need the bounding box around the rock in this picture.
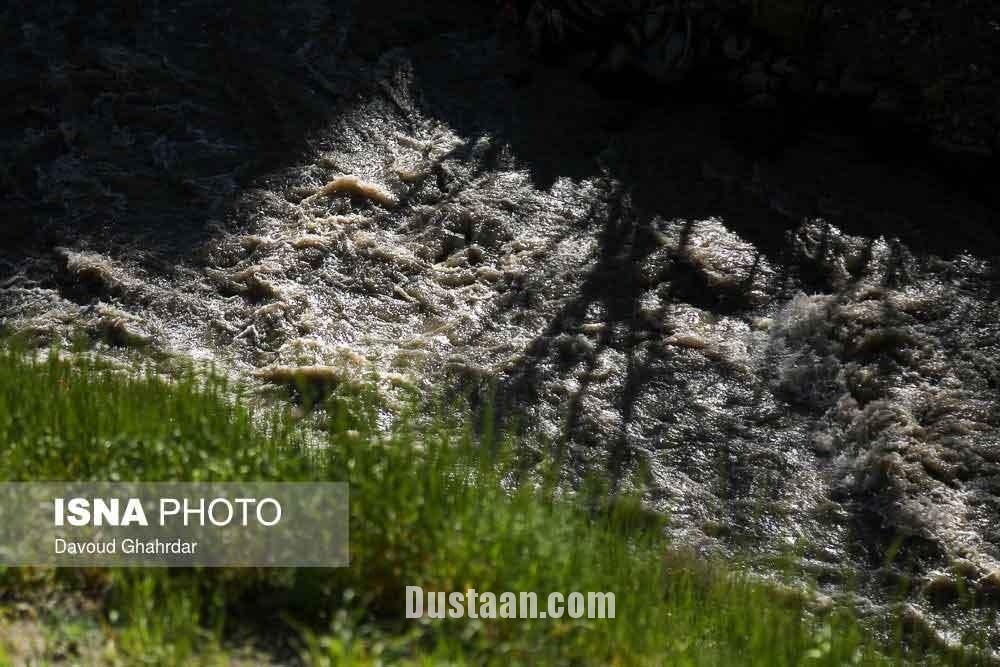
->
[811,433,836,455]
[60,249,115,287]
[923,572,960,605]
[253,364,362,402]
[93,307,151,349]
[976,570,1000,600]
[948,558,979,581]
[304,175,397,208]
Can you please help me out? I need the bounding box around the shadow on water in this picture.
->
[392,14,1000,493]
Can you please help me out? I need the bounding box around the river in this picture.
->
[2,0,999,652]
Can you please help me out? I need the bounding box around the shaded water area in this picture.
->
[3,0,1000,652]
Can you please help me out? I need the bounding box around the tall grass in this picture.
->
[0,347,982,665]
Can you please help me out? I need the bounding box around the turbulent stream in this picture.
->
[3,0,1000,652]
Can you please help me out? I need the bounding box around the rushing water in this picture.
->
[3,0,1000,651]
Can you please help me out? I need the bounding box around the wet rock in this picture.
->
[292,235,330,251]
[923,572,961,606]
[304,175,398,208]
[92,306,152,349]
[811,433,836,456]
[949,558,979,581]
[253,364,361,402]
[58,249,116,292]
[975,570,1000,601]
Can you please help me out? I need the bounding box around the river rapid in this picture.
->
[3,0,999,651]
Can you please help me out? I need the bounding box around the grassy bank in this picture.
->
[0,347,975,665]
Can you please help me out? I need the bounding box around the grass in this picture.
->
[0,345,987,665]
